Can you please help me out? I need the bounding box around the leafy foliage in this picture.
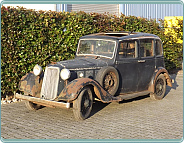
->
[1,6,183,95]
[161,17,183,70]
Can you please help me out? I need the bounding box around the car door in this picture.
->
[136,38,155,91]
[115,40,140,93]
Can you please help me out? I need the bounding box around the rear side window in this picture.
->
[118,40,137,58]
[155,40,163,56]
[140,39,154,57]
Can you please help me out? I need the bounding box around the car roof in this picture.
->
[79,31,160,41]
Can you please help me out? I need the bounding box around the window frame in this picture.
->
[76,39,117,59]
[139,38,155,58]
[118,40,139,59]
[155,39,163,57]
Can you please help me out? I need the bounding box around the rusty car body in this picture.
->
[16,31,172,120]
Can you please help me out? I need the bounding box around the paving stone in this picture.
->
[1,73,183,139]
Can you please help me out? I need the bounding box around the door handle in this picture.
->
[138,60,145,63]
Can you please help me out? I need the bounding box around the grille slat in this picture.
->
[41,67,60,100]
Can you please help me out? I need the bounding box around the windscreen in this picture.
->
[77,39,116,58]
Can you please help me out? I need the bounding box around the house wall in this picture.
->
[67,4,119,16]
[62,4,183,21]
[3,4,183,21]
[120,4,183,21]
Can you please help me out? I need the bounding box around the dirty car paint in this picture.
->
[19,72,44,98]
[148,67,172,93]
[57,78,121,103]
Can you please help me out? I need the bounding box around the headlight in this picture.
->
[60,68,71,80]
[33,64,42,76]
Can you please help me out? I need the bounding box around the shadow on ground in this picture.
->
[90,100,109,117]
[165,72,180,96]
[90,72,181,118]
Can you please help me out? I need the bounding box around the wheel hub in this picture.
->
[159,84,163,90]
[84,100,89,108]
[105,74,114,87]
[155,78,164,96]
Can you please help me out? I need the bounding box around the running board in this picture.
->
[118,91,151,100]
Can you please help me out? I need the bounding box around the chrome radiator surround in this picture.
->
[41,66,60,100]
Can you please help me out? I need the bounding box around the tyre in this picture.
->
[96,66,119,96]
[73,86,93,120]
[25,101,42,111]
[150,74,166,100]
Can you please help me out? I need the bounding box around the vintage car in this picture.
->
[16,31,172,120]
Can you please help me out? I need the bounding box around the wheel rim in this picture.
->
[103,72,117,94]
[155,78,164,96]
[81,90,92,117]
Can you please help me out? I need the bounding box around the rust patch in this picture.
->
[19,72,44,97]
[32,75,43,97]
[57,78,121,103]
[148,68,172,93]
[164,73,172,87]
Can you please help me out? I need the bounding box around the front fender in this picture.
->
[148,67,172,93]
[19,71,44,97]
[57,78,121,103]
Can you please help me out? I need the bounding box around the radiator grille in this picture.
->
[41,67,60,100]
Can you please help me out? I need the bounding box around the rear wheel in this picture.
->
[25,101,42,110]
[150,74,166,100]
[73,87,93,120]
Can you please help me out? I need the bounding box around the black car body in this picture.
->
[16,31,172,120]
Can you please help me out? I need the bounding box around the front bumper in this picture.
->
[15,93,70,109]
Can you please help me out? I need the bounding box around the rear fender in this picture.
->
[57,78,121,103]
[148,67,172,93]
[19,72,44,97]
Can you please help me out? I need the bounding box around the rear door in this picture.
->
[137,39,155,91]
[115,40,140,93]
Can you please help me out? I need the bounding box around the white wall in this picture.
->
[3,4,56,11]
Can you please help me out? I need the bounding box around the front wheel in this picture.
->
[150,74,166,100]
[73,86,93,120]
[25,101,42,111]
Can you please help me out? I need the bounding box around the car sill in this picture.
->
[119,91,151,100]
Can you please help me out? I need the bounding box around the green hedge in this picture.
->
[162,18,183,70]
[1,6,183,96]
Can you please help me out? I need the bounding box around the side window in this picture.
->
[140,39,154,57]
[119,40,137,58]
[155,40,163,56]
